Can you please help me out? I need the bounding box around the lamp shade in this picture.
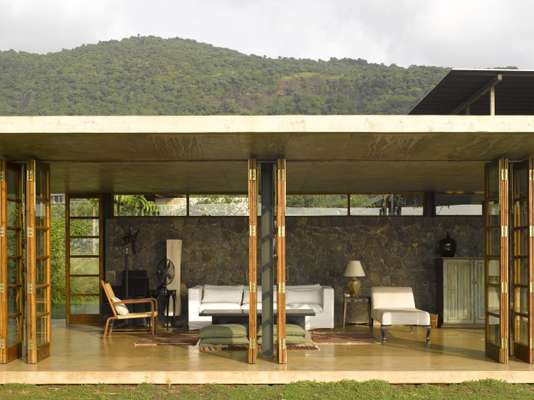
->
[344,260,365,278]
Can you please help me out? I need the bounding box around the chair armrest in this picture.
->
[116,298,158,312]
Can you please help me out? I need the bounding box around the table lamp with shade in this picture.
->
[344,260,365,297]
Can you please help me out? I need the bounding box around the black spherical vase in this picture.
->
[438,233,456,257]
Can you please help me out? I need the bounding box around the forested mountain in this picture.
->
[0,36,447,115]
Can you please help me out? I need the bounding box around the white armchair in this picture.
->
[371,286,431,344]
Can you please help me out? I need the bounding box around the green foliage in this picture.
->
[114,195,160,216]
[0,36,447,116]
[0,380,533,399]
[51,204,65,318]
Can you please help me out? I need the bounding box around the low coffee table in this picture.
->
[199,308,315,328]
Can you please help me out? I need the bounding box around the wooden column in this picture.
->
[276,159,287,364]
[247,160,258,364]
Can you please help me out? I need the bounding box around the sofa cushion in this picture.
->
[371,287,416,310]
[257,324,305,337]
[286,303,323,314]
[199,337,250,345]
[199,323,247,339]
[286,287,322,305]
[202,285,243,304]
[199,302,242,313]
[258,336,307,345]
[242,287,277,305]
[372,308,430,326]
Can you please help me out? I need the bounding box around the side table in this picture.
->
[342,294,372,329]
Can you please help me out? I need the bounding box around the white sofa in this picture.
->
[188,284,334,330]
[370,286,431,344]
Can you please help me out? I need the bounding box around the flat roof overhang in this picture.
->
[1,115,533,194]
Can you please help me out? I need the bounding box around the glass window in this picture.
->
[435,192,483,216]
[189,195,248,216]
[286,195,348,216]
[114,195,187,216]
[350,193,423,216]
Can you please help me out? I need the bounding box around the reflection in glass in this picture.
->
[70,238,99,256]
[487,314,500,345]
[70,257,100,275]
[70,296,100,315]
[70,198,99,217]
[71,276,99,295]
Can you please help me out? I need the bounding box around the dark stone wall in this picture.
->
[105,216,483,323]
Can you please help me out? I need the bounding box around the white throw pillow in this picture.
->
[112,296,129,316]
[286,287,322,305]
[202,285,244,304]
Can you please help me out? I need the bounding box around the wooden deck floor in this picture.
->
[1,321,534,384]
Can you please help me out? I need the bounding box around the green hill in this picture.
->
[0,36,447,115]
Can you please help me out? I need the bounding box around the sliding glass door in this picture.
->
[0,162,24,363]
[26,160,52,363]
[484,159,509,363]
[511,159,534,363]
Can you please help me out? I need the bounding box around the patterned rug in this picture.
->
[311,328,378,344]
[134,331,199,347]
[199,343,319,352]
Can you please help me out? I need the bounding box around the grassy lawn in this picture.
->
[0,380,533,400]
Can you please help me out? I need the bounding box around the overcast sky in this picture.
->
[0,0,531,68]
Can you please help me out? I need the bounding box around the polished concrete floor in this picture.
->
[1,320,534,384]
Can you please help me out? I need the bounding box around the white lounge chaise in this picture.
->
[370,286,431,344]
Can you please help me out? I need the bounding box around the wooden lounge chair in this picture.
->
[101,280,158,337]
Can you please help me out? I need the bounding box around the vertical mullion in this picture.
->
[247,160,258,364]
[276,159,287,365]
[0,160,7,364]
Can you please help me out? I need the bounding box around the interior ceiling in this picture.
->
[410,69,534,115]
[0,115,532,194]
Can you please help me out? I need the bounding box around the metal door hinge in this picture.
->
[530,282,534,294]
[248,168,257,181]
[501,338,508,350]
[0,283,4,294]
[27,283,33,295]
[249,224,256,237]
[26,169,33,182]
[530,226,534,238]
[501,226,508,238]
[0,338,5,350]
[249,339,257,349]
[0,227,5,238]
[530,169,534,181]
[501,169,508,181]
[249,282,256,293]
[277,226,285,237]
[27,227,33,238]
[278,282,286,294]
[501,281,508,294]
[28,339,35,351]
[0,170,4,182]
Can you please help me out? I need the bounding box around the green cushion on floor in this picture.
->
[199,337,250,345]
[257,335,307,345]
[257,324,305,337]
[200,324,247,339]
